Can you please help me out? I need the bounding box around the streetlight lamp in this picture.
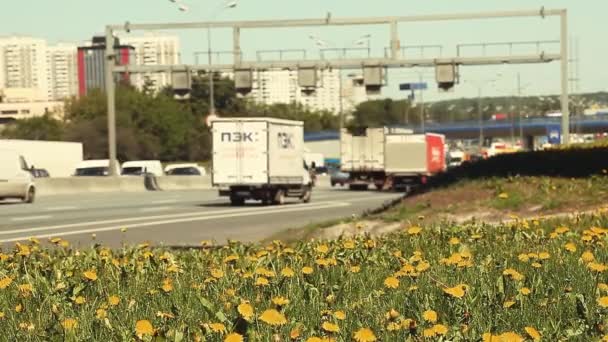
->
[169,0,237,118]
[308,34,371,129]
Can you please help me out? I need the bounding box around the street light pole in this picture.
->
[207,24,215,116]
[477,86,483,150]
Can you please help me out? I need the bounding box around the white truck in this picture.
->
[212,117,313,206]
[341,127,446,191]
[0,139,83,178]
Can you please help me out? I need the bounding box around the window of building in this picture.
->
[1,110,19,115]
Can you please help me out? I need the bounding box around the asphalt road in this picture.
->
[0,188,402,248]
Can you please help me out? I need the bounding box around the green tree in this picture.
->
[0,114,64,141]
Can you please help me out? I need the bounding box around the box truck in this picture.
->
[0,139,83,178]
[212,117,313,206]
[341,127,446,191]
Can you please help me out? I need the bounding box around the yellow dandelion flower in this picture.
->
[211,269,224,279]
[588,262,608,272]
[564,243,577,252]
[272,296,290,306]
[599,283,608,292]
[503,301,516,308]
[449,237,460,245]
[135,320,154,338]
[302,266,314,275]
[498,192,509,199]
[15,243,31,256]
[62,318,77,331]
[96,308,107,319]
[83,270,97,281]
[281,267,295,278]
[259,309,287,326]
[582,251,595,263]
[350,265,361,273]
[387,322,401,331]
[520,287,531,295]
[255,277,269,286]
[538,252,550,260]
[334,310,346,320]
[531,262,542,268]
[353,328,377,342]
[322,321,340,333]
[224,255,239,264]
[423,328,436,337]
[422,310,438,323]
[598,296,608,308]
[343,240,355,249]
[161,278,173,293]
[74,296,86,305]
[525,327,541,341]
[237,302,254,321]
[108,295,120,306]
[498,332,523,342]
[386,309,400,320]
[0,312,4,319]
[407,226,422,235]
[0,277,12,290]
[443,284,467,298]
[316,244,329,254]
[208,323,226,333]
[224,333,244,342]
[433,324,448,335]
[15,303,22,312]
[384,277,399,289]
[290,328,301,340]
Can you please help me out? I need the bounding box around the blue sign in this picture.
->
[399,82,428,91]
[547,125,561,144]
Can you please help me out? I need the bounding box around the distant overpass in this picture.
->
[305,115,608,142]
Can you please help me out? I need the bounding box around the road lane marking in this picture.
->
[0,201,346,236]
[11,215,52,222]
[151,199,179,204]
[0,202,351,243]
[44,206,78,212]
[140,206,174,213]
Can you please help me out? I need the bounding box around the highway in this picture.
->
[0,188,402,248]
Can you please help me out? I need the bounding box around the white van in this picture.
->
[0,149,36,203]
[121,160,164,177]
[74,160,121,177]
[164,163,206,176]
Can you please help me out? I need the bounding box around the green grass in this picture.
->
[3,213,608,340]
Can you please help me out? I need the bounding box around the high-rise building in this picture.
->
[249,69,345,114]
[341,74,368,114]
[118,33,180,93]
[77,36,135,96]
[0,36,49,100]
[46,43,78,100]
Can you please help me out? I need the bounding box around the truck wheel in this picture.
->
[24,187,35,204]
[331,181,336,187]
[301,187,312,203]
[273,190,286,205]
[230,196,245,206]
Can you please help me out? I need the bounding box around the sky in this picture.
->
[2,0,606,103]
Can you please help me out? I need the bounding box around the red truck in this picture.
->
[340,128,446,191]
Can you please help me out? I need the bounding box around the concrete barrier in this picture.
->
[36,175,326,196]
[36,177,147,196]
[155,176,212,191]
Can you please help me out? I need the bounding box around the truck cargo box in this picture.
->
[0,139,83,177]
[212,118,305,186]
[341,128,445,175]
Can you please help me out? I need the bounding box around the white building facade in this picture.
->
[119,33,181,93]
[249,69,368,114]
[0,36,49,100]
[46,43,78,101]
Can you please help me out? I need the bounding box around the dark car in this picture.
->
[330,169,350,187]
[167,166,203,176]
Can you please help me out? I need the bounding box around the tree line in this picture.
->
[1,75,339,162]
